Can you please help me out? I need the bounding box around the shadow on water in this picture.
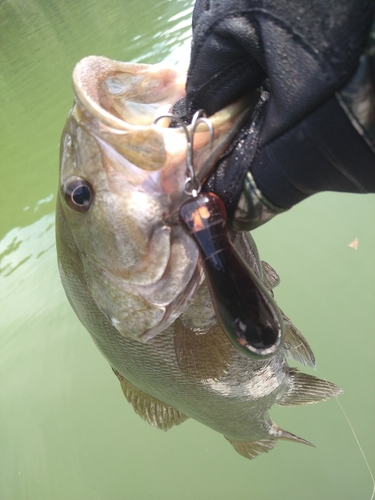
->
[0,1,374,499]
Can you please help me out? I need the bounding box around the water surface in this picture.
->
[1,1,374,498]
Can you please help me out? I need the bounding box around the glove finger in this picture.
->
[186,14,265,117]
[192,0,211,30]
[203,91,268,217]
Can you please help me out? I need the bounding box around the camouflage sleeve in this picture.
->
[336,16,375,154]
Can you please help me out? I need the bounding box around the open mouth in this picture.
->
[71,56,257,178]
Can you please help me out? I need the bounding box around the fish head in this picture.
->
[57,56,255,342]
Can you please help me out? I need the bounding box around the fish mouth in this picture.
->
[72,56,258,180]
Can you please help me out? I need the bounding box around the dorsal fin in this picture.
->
[281,312,316,368]
[261,262,316,368]
[112,369,188,431]
[261,261,281,291]
[225,437,277,460]
[277,369,343,407]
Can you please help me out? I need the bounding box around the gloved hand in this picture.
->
[176,0,375,229]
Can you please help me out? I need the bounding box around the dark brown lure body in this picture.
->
[179,192,284,358]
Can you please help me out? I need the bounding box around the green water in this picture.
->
[1,1,374,498]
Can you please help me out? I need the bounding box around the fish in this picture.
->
[56,55,342,459]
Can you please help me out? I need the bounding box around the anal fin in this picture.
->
[225,437,277,460]
[112,369,188,431]
[277,369,343,406]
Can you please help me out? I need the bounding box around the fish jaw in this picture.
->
[71,56,257,203]
[58,56,256,341]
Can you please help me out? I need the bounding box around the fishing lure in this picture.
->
[154,111,284,358]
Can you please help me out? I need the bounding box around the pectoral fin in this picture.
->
[112,369,188,431]
[174,319,233,381]
[272,424,314,447]
[277,369,343,406]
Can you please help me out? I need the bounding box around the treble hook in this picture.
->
[153,110,213,197]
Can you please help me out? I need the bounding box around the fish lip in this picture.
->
[72,56,179,132]
[71,55,258,175]
[72,55,254,131]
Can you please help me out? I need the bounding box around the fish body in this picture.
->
[56,56,341,459]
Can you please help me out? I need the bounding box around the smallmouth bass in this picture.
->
[56,56,342,459]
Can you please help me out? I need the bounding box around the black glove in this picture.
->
[177,0,375,229]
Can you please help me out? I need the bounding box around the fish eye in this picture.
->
[64,178,93,212]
